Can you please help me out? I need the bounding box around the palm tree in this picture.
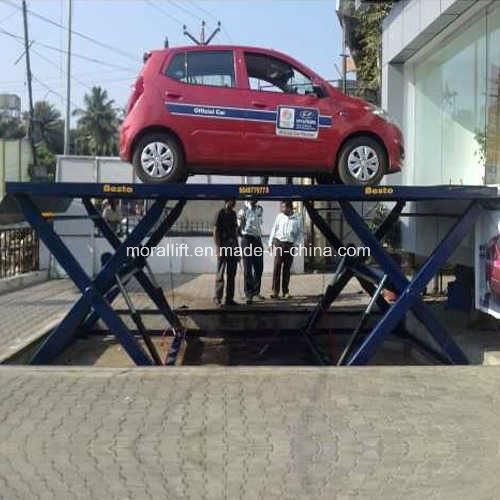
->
[32,101,64,153]
[73,86,119,156]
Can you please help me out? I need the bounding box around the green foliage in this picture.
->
[35,142,57,178]
[73,86,119,156]
[474,128,487,167]
[32,101,64,154]
[353,2,393,100]
[370,203,400,250]
[0,86,119,173]
[0,116,25,140]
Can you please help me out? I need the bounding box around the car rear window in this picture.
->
[166,50,235,88]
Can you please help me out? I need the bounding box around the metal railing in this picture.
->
[0,225,39,279]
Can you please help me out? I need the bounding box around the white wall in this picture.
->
[51,156,304,277]
[381,0,491,265]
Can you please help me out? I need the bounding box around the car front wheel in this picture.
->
[132,133,186,184]
[337,136,386,186]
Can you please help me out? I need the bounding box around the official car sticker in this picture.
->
[165,102,332,128]
[276,106,319,139]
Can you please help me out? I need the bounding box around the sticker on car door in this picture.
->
[276,106,319,139]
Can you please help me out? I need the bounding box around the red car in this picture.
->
[120,45,404,185]
[485,234,500,298]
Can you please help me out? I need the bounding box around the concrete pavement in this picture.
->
[0,365,499,499]
[0,279,77,362]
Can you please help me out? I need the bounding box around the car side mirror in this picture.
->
[312,84,327,98]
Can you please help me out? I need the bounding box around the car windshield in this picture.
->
[245,52,315,95]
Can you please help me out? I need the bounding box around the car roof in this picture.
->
[154,45,297,58]
[161,44,282,52]
[150,44,320,79]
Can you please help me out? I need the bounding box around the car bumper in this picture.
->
[386,126,404,173]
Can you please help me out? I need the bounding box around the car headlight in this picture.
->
[365,104,395,124]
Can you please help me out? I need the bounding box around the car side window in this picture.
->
[166,50,235,88]
[245,52,315,95]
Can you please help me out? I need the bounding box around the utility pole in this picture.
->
[63,0,72,155]
[183,20,221,46]
[21,0,37,168]
[341,17,348,94]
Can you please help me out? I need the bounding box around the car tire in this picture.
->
[337,136,387,186]
[133,133,186,184]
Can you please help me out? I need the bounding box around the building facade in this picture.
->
[382,0,500,186]
[0,94,21,120]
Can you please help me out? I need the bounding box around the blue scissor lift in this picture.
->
[6,181,498,366]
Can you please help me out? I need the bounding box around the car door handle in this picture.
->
[251,101,267,108]
[165,92,182,99]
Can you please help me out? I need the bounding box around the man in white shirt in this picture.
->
[237,199,264,304]
[269,200,303,299]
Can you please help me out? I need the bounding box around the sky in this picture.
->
[0,0,342,120]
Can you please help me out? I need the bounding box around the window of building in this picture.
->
[412,3,500,185]
[166,51,235,88]
[413,13,487,184]
[485,2,500,183]
[244,52,315,95]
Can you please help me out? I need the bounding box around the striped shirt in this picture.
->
[237,203,263,238]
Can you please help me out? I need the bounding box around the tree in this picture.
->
[73,86,119,156]
[0,115,25,139]
[353,2,393,102]
[32,101,64,154]
[1,100,64,178]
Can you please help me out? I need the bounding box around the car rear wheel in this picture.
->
[337,136,386,186]
[133,133,186,184]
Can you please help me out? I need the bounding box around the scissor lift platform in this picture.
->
[6,181,499,366]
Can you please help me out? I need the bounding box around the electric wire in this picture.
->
[144,0,183,26]
[186,0,218,22]
[0,0,138,62]
[166,0,202,21]
[0,27,136,71]
[185,0,232,42]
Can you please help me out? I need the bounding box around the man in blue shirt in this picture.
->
[238,199,264,305]
[269,200,303,299]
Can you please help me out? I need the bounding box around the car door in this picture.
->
[239,51,332,170]
[162,49,244,166]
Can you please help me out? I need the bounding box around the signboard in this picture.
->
[475,207,500,318]
[276,106,319,139]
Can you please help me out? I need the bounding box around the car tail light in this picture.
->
[127,76,144,115]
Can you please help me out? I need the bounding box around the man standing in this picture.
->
[238,199,264,305]
[213,199,239,306]
[269,201,303,299]
[102,199,123,235]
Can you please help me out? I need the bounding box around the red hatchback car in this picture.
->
[120,45,404,185]
[485,234,500,299]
